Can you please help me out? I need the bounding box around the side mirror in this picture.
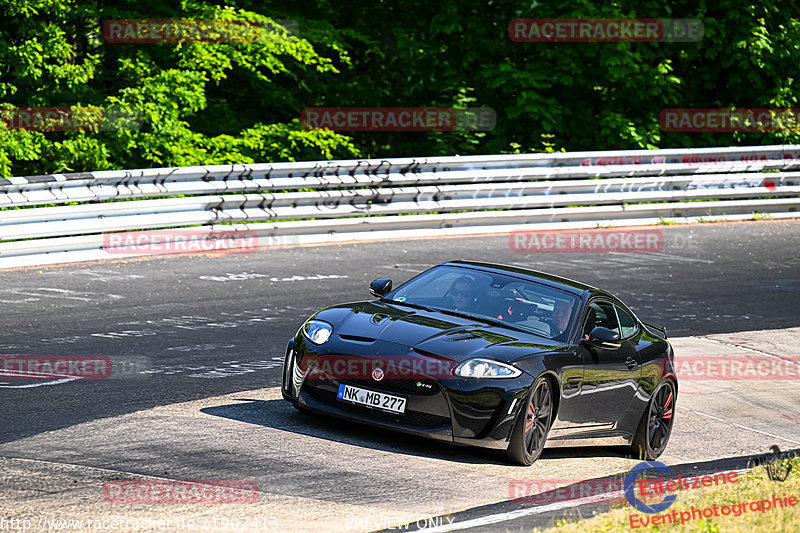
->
[369,278,392,298]
[582,326,622,350]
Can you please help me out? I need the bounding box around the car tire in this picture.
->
[629,380,676,460]
[506,376,554,466]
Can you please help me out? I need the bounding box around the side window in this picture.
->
[615,305,638,339]
[584,301,620,337]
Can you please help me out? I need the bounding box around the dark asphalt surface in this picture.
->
[1,219,799,449]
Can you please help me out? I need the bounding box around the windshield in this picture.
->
[385,265,580,341]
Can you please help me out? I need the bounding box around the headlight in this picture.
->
[454,358,522,378]
[302,319,333,345]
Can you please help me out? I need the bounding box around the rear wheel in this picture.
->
[506,376,554,466]
[630,380,676,460]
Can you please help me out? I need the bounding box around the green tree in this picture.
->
[0,0,360,177]
[1,0,800,177]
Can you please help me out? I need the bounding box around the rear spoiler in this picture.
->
[643,321,668,339]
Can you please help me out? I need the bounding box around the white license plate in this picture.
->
[337,384,407,414]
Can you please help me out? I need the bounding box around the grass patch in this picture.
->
[539,456,800,532]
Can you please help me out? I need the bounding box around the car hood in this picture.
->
[312,300,560,363]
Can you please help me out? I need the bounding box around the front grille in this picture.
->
[343,378,440,395]
[306,386,450,428]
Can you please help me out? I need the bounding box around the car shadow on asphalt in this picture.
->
[200,397,636,466]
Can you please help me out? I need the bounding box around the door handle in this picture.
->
[625,357,637,369]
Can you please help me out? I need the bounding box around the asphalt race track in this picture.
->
[2,219,800,532]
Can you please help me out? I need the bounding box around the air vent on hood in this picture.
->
[411,347,441,358]
[338,334,376,343]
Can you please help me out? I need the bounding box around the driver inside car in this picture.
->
[447,276,480,313]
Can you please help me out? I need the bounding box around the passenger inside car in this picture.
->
[551,300,573,337]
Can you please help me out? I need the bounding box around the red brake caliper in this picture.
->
[525,401,535,431]
[661,390,674,420]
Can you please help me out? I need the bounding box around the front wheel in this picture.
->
[506,376,554,466]
[630,380,676,460]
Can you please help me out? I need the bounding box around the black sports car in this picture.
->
[282,261,677,465]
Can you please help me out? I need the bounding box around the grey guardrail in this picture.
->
[2,144,800,268]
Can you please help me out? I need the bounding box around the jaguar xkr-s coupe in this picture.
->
[282,261,677,465]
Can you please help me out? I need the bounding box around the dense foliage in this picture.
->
[0,0,798,177]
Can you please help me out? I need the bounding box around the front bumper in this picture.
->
[282,338,533,450]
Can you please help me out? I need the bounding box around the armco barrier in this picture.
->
[1,145,799,268]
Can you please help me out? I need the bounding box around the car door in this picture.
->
[568,299,642,434]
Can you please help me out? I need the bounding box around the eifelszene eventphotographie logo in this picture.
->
[625,461,678,513]
[624,461,740,513]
